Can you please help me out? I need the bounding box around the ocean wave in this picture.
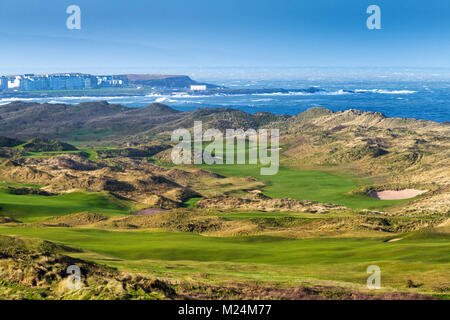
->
[250,88,416,96]
[251,98,274,102]
[144,94,163,97]
[170,93,211,98]
[41,95,134,101]
[0,97,41,103]
[0,96,142,104]
[155,97,176,103]
[251,89,351,96]
[354,89,416,94]
[0,86,417,107]
[251,92,311,96]
[325,89,350,95]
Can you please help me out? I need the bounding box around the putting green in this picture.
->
[199,164,403,209]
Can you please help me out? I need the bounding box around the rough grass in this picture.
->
[208,211,338,220]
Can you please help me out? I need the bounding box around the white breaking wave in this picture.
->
[0,97,41,103]
[251,98,274,102]
[144,93,163,97]
[354,89,416,94]
[155,97,176,103]
[251,89,351,96]
[251,92,311,96]
[0,87,417,107]
[0,96,142,105]
[325,89,350,95]
[250,88,416,97]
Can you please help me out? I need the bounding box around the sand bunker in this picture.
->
[386,238,402,243]
[370,189,427,200]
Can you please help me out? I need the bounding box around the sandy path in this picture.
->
[130,208,168,216]
[370,189,427,200]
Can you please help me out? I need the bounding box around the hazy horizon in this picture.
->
[2,67,450,82]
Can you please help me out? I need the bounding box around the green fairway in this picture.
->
[0,226,448,294]
[199,164,404,209]
[183,197,202,208]
[0,188,134,222]
[191,142,407,209]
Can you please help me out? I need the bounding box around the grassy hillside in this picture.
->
[0,187,136,222]
[0,101,183,141]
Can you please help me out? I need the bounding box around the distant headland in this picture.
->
[0,73,217,93]
[0,73,328,98]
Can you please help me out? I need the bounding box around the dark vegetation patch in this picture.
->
[96,145,168,158]
[22,138,77,152]
[0,216,21,224]
[0,136,23,148]
[7,187,55,196]
[0,148,26,159]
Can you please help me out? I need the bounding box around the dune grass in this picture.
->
[207,211,352,220]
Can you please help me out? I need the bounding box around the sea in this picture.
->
[1,80,449,123]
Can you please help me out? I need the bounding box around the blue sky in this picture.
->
[0,0,449,77]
